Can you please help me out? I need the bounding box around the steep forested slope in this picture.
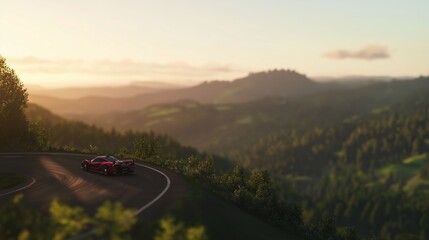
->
[25,103,200,161]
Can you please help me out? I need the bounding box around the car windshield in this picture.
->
[106,156,119,162]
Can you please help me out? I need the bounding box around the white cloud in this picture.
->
[323,45,390,60]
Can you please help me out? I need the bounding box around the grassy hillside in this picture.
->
[379,154,429,194]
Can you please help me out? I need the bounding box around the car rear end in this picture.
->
[113,160,135,174]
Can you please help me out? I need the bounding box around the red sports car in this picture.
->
[81,155,135,176]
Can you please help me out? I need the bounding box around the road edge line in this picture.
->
[0,176,36,197]
[71,161,171,240]
[133,163,171,215]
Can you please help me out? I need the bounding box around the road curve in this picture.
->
[0,153,185,218]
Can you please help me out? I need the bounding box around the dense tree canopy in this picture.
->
[8,61,428,239]
[232,108,429,239]
[0,56,29,150]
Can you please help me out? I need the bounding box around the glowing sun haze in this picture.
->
[1,0,428,87]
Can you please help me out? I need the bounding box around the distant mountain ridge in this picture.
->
[29,69,339,115]
[73,77,429,153]
[206,69,328,103]
[27,81,185,99]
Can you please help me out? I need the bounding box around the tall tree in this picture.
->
[0,56,29,150]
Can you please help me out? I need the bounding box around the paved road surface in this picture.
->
[0,153,303,240]
[0,153,185,218]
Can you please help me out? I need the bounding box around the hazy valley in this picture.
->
[24,69,429,239]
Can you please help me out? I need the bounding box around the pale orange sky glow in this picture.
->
[1,0,428,87]
[6,57,246,87]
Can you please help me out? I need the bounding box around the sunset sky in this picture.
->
[1,0,428,87]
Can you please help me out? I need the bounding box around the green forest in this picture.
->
[235,109,429,239]
[2,55,429,239]
[80,77,428,155]
[26,79,429,239]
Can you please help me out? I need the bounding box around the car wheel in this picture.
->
[82,163,88,171]
[103,166,109,176]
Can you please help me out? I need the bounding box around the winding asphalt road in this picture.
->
[0,153,185,218]
[0,153,304,240]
